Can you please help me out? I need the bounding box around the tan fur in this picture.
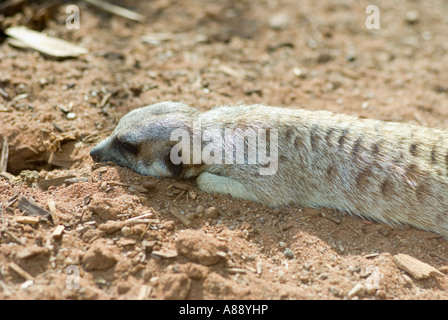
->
[91,101,448,238]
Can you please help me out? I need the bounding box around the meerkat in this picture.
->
[90,101,448,238]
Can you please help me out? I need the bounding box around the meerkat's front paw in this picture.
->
[196,172,258,202]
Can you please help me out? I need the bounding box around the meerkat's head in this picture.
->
[90,101,198,177]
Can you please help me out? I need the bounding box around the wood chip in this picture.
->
[52,225,65,239]
[38,175,76,189]
[17,196,51,219]
[9,262,34,281]
[141,33,173,45]
[137,285,151,300]
[84,0,145,22]
[393,253,445,280]
[227,268,248,274]
[15,216,40,225]
[168,205,191,227]
[99,92,112,107]
[0,137,8,173]
[218,65,255,81]
[151,249,178,259]
[105,181,149,193]
[5,26,88,58]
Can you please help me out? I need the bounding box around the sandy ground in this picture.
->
[1,0,448,300]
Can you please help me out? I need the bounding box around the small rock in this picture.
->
[179,263,207,280]
[195,205,204,216]
[176,230,227,266]
[142,180,158,191]
[318,273,328,280]
[88,194,140,221]
[378,226,392,236]
[345,53,356,62]
[348,283,365,299]
[185,212,196,220]
[376,290,387,299]
[159,273,191,300]
[20,280,34,290]
[307,38,317,49]
[393,253,444,280]
[317,53,333,64]
[422,31,432,40]
[142,240,156,253]
[279,241,287,248]
[121,226,132,237]
[117,281,132,294]
[256,262,263,274]
[82,240,118,271]
[284,248,294,259]
[66,112,77,120]
[205,206,219,218]
[99,220,123,234]
[188,190,197,200]
[405,10,419,24]
[268,12,290,30]
[162,221,175,231]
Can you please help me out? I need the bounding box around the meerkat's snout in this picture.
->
[89,140,108,163]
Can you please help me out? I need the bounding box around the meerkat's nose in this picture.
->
[90,146,101,162]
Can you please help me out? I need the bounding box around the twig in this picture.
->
[347,224,364,237]
[168,205,191,227]
[0,137,8,173]
[125,213,154,222]
[0,201,4,225]
[83,0,145,22]
[9,262,34,281]
[47,199,59,224]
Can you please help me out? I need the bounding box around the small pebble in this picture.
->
[195,205,204,216]
[66,112,77,120]
[268,12,290,30]
[348,283,365,298]
[405,10,419,24]
[345,53,356,62]
[185,212,195,220]
[205,206,218,218]
[188,190,197,200]
[284,248,294,259]
[318,273,328,280]
[121,226,132,237]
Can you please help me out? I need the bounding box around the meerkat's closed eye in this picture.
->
[113,137,139,155]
